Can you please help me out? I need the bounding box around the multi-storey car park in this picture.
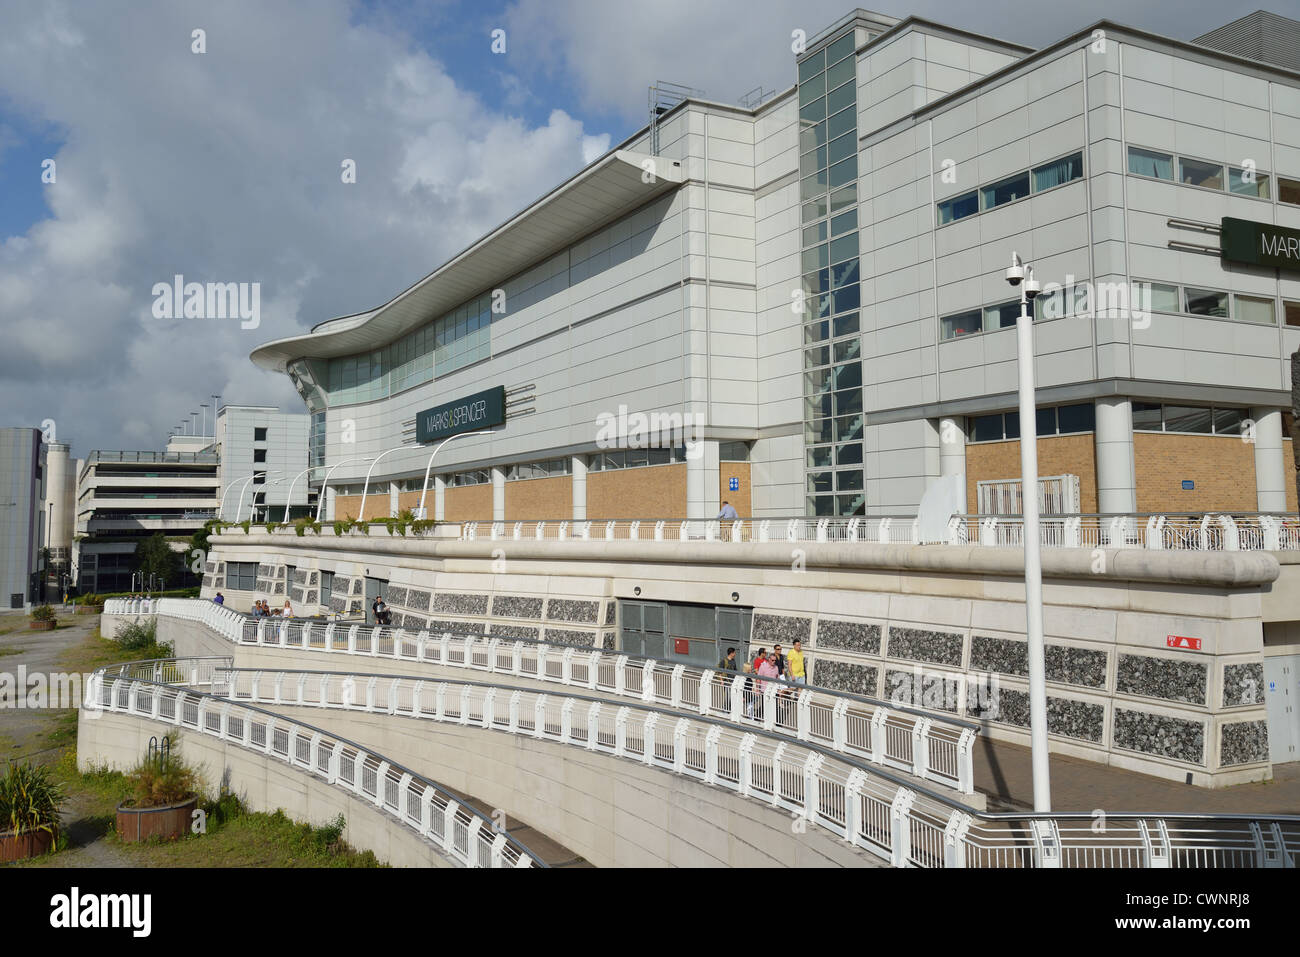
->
[154,9,1300,852]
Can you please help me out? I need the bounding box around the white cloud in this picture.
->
[0,0,611,454]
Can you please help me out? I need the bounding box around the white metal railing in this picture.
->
[86,660,543,869]
[147,661,1300,869]
[135,599,978,795]
[457,513,1300,551]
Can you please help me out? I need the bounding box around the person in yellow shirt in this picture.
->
[788,639,807,686]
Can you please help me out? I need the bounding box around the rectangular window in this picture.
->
[1286,301,1300,327]
[253,449,266,463]
[1033,152,1083,191]
[1281,177,1300,206]
[718,442,750,461]
[833,311,859,337]
[981,171,1031,210]
[1234,294,1275,324]
[825,54,854,92]
[826,105,856,142]
[1056,403,1096,434]
[1036,407,1057,435]
[798,72,826,105]
[826,78,855,115]
[1228,167,1270,198]
[1128,146,1173,179]
[1184,287,1228,318]
[971,414,1003,442]
[827,131,855,166]
[827,155,856,189]
[830,208,856,236]
[1179,157,1223,190]
[984,301,1020,330]
[802,221,827,246]
[828,232,858,265]
[829,184,856,213]
[254,427,268,442]
[227,562,257,591]
[802,197,827,223]
[320,571,333,598]
[804,346,830,370]
[1146,282,1180,313]
[1163,405,1213,434]
[938,191,977,225]
[1132,402,1163,431]
[826,31,855,65]
[800,123,827,154]
[798,50,825,83]
[1213,407,1245,436]
[940,309,982,340]
[252,471,266,485]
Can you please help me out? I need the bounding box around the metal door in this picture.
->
[1263,655,1299,764]
[364,576,389,624]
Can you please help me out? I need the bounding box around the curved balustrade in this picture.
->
[132,599,978,795]
[86,658,544,869]
[105,659,1300,869]
[458,513,1300,551]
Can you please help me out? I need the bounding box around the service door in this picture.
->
[1263,655,1299,764]
[364,576,389,624]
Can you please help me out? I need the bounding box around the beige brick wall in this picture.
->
[332,493,389,522]
[588,464,686,519]
[443,483,493,521]
[966,434,1098,513]
[1133,432,1258,513]
[1287,439,1298,513]
[719,462,752,518]
[506,475,573,521]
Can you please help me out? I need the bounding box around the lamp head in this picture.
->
[1023,266,1041,300]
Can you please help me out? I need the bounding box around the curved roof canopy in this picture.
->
[250,149,685,373]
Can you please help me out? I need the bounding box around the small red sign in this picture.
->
[674,638,690,655]
[1166,635,1202,651]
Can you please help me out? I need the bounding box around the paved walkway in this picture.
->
[975,734,1300,815]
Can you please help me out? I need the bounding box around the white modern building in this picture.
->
[0,428,46,609]
[213,405,312,521]
[248,9,1300,526]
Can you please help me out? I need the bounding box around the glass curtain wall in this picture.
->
[799,30,864,516]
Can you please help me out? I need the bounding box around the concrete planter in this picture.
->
[0,828,57,863]
[75,605,103,615]
[27,620,56,631]
[116,794,198,843]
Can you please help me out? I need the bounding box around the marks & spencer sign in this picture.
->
[1220,217,1300,273]
[416,385,505,443]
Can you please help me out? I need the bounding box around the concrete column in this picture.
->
[1094,397,1137,514]
[492,466,506,522]
[1250,407,1286,512]
[571,455,587,521]
[389,483,399,518]
[686,440,720,520]
[938,416,967,514]
[325,485,337,522]
[434,475,446,521]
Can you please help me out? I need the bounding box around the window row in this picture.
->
[588,447,689,471]
[969,403,1097,443]
[507,458,572,481]
[802,184,856,225]
[1138,279,1297,326]
[797,30,856,85]
[1127,145,1296,202]
[1131,403,1248,436]
[808,493,867,517]
[804,310,860,345]
[804,336,862,371]
[937,151,1084,226]
[940,282,1090,340]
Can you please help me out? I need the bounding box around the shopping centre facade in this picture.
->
[251,9,1300,524]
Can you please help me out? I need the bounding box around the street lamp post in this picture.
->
[357,446,418,521]
[282,466,321,523]
[1006,252,1051,813]
[236,472,283,522]
[315,456,377,521]
[218,476,252,520]
[416,430,499,518]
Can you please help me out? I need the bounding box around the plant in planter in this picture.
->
[0,761,64,862]
[116,740,201,843]
[28,604,57,630]
[292,516,321,537]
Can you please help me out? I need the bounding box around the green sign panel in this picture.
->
[416,385,506,443]
[1220,217,1300,273]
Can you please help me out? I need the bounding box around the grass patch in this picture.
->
[57,626,173,675]
[0,646,22,658]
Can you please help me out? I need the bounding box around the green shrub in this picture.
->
[292,517,321,537]
[116,619,158,650]
[0,762,65,836]
[76,593,103,607]
[30,604,56,622]
[410,519,436,535]
[125,750,199,808]
[239,520,251,534]
[263,521,282,534]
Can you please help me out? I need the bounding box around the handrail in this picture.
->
[105,657,1300,869]
[86,662,546,869]
[118,599,980,795]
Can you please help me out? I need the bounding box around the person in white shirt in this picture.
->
[717,501,739,520]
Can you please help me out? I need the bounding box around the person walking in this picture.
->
[717,646,738,672]
[788,638,807,686]
[213,592,224,605]
[755,651,779,721]
[717,501,738,520]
